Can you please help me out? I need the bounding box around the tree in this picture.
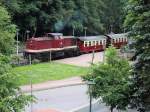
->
[2,0,105,37]
[0,54,32,112]
[124,0,150,111]
[0,5,16,55]
[100,0,127,33]
[70,0,104,35]
[0,5,32,111]
[83,46,132,112]
[2,0,126,38]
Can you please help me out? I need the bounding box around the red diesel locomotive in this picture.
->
[25,33,128,60]
[25,33,77,53]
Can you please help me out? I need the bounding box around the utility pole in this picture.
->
[110,25,113,34]
[49,51,52,62]
[72,28,75,36]
[29,54,33,112]
[26,30,30,40]
[16,29,19,55]
[84,27,87,37]
[87,80,95,112]
[91,50,95,65]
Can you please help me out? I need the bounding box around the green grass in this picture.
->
[12,62,88,86]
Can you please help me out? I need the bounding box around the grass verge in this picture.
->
[12,62,88,86]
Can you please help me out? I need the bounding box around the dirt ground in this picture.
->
[54,51,104,67]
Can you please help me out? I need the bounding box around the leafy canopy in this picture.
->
[0,54,33,112]
[2,0,126,38]
[83,46,132,112]
[124,0,150,111]
[0,5,33,112]
[0,5,16,55]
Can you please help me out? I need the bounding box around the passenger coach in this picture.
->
[106,33,128,48]
[77,36,106,53]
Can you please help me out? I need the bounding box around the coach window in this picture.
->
[124,38,126,42]
[96,41,98,45]
[100,40,102,45]
[93,41,94,46]
[90,41,92,46]
[85,42,88,47]
[122,38,124,42]
[103,40,106,44]
[86,41,89,47]
[95,41,97,46]
[89,41,91,46]
[112,39,115,43]
[119,38,120,42]
[98,41,100,45]
[84,41,87,47]
[120,38,122,42]
[116,38,118,43]
[102,40,103,45]
[93,41,95,46]
[92,41,94,46]
[94,41,96,46]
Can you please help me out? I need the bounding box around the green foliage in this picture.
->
[100,0,127,33]
[0,54,33,112]
[83,46,132,111]
[0,5,16,55]
[0,5,33,111]
[2,0,126,38]
[124,0,150,111]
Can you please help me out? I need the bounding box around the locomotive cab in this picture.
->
[45,33,63,40]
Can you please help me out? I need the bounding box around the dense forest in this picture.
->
[1,0,126,40]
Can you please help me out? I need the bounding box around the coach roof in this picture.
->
[107,33,128,39]
[77,35,106,41]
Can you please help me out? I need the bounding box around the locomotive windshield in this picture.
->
[46,33,63,40]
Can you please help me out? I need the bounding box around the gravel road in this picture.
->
[54,51,104,67]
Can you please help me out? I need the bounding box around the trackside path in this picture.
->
[20,77,84,93]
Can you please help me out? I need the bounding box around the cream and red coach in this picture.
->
[77,36,106,53]
[106,33,128,48]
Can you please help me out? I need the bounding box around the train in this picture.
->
[24,33,128,61]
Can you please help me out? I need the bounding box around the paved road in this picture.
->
[25,85,137,112]
[25,85,89,112]
[54,52,104,67]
